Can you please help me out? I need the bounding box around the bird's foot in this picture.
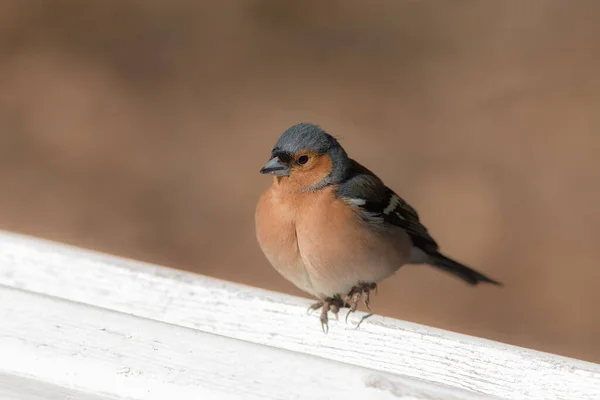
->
[308,296,345,334]
[344,282,377,323]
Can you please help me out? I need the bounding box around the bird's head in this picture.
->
[260,123,351,190]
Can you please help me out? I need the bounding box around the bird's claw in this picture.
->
[344,282,377,323]
[320,316,329,334]
[355,313,374,329]
[309,285,375,332]
[344,291,361,323]
[363,290,371,310]
[309,296,344,333]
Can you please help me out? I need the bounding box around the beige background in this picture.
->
[1,1,599,363]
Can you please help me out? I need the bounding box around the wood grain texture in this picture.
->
[0,286,494,400]
[0,230,599,400]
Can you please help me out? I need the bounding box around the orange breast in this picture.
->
[295,187,412,298]
[255,184,317,296]
[256,182,412,300]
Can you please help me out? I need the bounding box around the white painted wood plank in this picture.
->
[0,286,494,400]
[0,373,121,400]
[0,231,599,400]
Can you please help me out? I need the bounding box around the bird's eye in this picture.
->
[297,155,309,165]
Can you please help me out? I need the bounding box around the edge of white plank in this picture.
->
[0,285,496,400]
[0,372,122,400]
[0,230,599,400]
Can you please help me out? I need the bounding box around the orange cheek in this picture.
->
[294,155,333,188]
[311,155,333,179]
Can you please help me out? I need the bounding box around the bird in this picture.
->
[255,123,501,332]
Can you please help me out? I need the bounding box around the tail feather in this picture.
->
[428,252,502,286]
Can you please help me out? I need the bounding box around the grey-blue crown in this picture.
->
[272,123,341,156]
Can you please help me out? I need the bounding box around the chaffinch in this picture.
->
[255,123,501,332]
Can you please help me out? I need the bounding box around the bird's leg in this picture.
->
[344,290,362,323]
[344,282,377,322]
[320,301,330,333]
[329,300,341,320]
[307,301,323,315]
[362,282,377,310]
[308,296,345,333]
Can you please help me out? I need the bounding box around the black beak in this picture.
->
[260,156,290,176]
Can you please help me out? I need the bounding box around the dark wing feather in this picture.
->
[336,159,439,252]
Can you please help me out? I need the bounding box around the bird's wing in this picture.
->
[336,160,439,252]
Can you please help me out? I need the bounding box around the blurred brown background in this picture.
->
[1,1,599,363]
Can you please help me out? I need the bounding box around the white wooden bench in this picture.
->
[0,230,598,400]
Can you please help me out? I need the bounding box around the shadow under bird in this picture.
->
[255,123,502,332]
